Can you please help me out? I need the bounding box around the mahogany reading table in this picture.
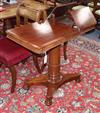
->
[7,21,80,105]
[6,7,96,106]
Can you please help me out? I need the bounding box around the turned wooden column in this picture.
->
[48,45,62,83]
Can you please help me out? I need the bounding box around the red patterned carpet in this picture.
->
[0,38,100,113]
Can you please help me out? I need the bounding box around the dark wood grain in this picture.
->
[7,21,79,54]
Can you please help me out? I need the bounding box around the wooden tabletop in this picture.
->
[7,21,79,54]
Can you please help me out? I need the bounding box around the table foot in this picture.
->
[45,97,52,106]
[75,75,81,83]
[23,83,30,90]
[45,85,57,106]
[23,73,81,106]
[56,73,81,88]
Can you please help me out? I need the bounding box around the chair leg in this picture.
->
[33,54,46,74]
[0,63,2,67]
[9,66,16,93]
[63,41,68,60]
[33,55,41,73]
[40,61,47,73]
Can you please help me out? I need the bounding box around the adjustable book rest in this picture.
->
[69,7,97,33]
[64,7,97,60]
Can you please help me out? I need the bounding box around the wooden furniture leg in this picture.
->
[0,64,17,93]
[23,45,81,106]
[63,41,68,60]
[9,66,16,93]
[32,54,46,74]
[2,19,7,36]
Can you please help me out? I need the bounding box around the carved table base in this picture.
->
[24,45,81,106]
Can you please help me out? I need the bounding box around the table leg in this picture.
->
[24,45,81,106]
[63,41,68,60]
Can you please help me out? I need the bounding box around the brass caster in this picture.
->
[11,88,15,93]
[45,97,52,106]
[23,83,30,90]
[75,75,81,83]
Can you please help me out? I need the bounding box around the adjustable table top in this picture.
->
[7,21,79,54]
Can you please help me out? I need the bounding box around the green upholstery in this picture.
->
[72,5,93,11]
[72,5,86,10]
[89,7,93,11]
[88,2,100,7]
[95,10,100,15]
[88,2,94,7]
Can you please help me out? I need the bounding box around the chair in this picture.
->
[0,2,48,93]
[88,0,100,8]
[0,2,32,94]
[88,0,95,8]
[88,0,100,38]
[92,0,100,38]
[15,1,48,25]
[16,2,49,73]
[0,38,32,93]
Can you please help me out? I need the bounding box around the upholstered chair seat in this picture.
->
[88,2,94,7]
[0,38,31,66]
[95,9,100,15]
[0,38,32,93]
[72,5,86,10]
[92,0,100,39]
[88,2,100,7]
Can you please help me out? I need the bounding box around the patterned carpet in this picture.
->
[70,36,100,58]
[0,36,100,113]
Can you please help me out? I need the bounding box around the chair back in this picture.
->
[93,0,100,13]
[16,1,48,26]
[93,0,100,30]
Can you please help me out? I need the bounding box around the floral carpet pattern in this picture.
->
[0,38,100,113]
[70,36,100,58]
